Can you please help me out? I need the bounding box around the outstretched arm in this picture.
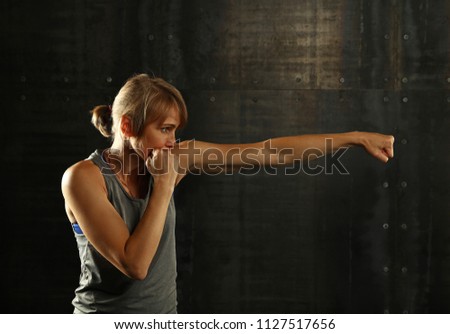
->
[175,131,394,175]
[264,131,394,163]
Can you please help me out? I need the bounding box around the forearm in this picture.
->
[266,131,362,163]
[122,183,173,280]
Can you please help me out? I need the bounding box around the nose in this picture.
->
[166,133,176,148]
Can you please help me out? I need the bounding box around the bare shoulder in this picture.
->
[61,160,107,223]
[61,160,105,192]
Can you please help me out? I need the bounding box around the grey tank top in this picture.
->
[72,149,177,313]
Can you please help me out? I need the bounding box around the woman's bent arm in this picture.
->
[61,160,174,280]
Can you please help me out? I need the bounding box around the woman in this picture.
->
[61,73,394,313]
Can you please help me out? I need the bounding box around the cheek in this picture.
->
[142,135,166,150]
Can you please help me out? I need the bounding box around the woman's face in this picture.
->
[132,107,181,160]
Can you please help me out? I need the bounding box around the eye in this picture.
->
[160,125,178,134]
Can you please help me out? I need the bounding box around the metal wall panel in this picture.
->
[2,0,449,313]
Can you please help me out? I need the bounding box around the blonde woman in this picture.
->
[62,73,394,313]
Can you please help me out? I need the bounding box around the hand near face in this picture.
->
[146,148,179,188]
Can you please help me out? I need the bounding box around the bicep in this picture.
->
[61,165,130,274]
[176,140,267,174]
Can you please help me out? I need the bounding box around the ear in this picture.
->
[119,115,135,138]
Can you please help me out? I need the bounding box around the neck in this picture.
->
[109,138,145,177]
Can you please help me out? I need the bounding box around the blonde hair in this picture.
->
[91,74,188,138]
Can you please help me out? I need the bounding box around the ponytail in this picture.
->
[90,105,113,138]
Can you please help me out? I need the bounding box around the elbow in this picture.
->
[123,263,149,281]
[120,245,156,281]
[131,273,148,281]
[127,267,148,281]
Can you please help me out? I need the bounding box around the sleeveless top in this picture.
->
[71,149,177,313]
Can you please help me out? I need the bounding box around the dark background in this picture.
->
[1,0,449,313]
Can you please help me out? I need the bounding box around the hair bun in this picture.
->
[90,105,113,138]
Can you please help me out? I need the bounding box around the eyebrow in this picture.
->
[157,116,180,128]
[160,123,179,128]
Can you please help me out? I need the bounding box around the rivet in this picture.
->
[383,96,390,103]
[296,77,302,83]
[401,181,408,188]
[447,97,450,103]
[383,77,389,83]
[383,223,389,230]
[447,77,450,83]
[252,98,258,103]
[339,77,345,84]
[384,34,390,40]
[20,94,26,101]
[210,77,216,84]
[63,77,69,83]
[106,77,112,83]
[402,97,408,103]
[148,34,154,41]
[20,75,27,82]
[65,96,70,102]
[383,266,389,273]
[403,310,409,314]
[403,34,409,40]
[401,223,408,230]
[401,138,408,145]
[382,181,389,189]
[210,96,216,102]
[253,80,259,85]
[402,77,408,83]
[401,267,408,274]
[167,34,173,40]
[384,309,390,314]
